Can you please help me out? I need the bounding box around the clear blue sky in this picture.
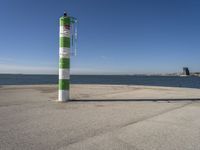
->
[0,0,200,74]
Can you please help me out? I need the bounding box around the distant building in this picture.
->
[183,67,190,76]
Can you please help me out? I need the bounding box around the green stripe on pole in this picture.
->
[59,79,69,90]
[60,37,70,47]
[60,17,70,26]
[59,58,70,68]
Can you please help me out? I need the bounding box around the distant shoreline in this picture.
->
[0,73,199,78]
[0,73,199,76]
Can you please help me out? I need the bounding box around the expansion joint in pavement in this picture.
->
[58,101,193,149]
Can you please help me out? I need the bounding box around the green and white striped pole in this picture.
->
[58,12,70,102]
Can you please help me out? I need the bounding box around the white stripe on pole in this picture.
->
[59,69,70,79]
[59,90,69,102]
[59,54,69,59]
[59,47,70,56]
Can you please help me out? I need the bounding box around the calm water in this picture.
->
[0,74,200,89]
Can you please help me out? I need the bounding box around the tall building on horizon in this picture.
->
[183,67,190,76]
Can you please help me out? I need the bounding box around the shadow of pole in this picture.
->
[70,98,200,102]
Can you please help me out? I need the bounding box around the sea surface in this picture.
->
[0,74,200,89]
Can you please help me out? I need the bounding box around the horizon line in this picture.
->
[0,73,184,76]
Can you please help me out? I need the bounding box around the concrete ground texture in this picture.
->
[0,84,200,150]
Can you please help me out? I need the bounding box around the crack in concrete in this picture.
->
[119,102,193,129]
[57,101,193,149]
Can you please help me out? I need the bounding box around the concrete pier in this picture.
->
[0,84,200,150]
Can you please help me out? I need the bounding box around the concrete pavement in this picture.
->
[0,85,200,150]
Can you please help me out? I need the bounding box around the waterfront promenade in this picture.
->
[0,84,200,150]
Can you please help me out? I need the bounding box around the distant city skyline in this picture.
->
[0,0,200,75]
